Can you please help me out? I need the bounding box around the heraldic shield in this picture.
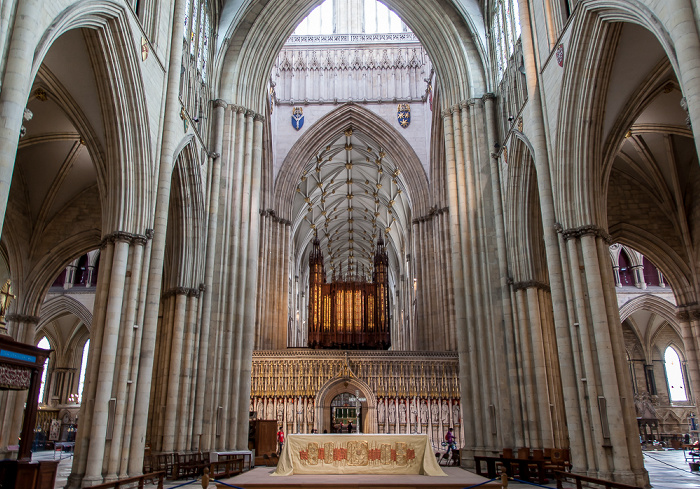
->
[397,104,410,128]
[292,107,304,130]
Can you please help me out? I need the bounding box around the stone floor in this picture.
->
[29,448,700,488]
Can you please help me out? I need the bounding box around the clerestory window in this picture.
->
[493,0,522,81]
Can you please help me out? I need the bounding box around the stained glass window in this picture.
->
[183,0,211,81]
[493,1,522,81]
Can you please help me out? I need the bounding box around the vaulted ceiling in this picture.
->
[292,128,411,281]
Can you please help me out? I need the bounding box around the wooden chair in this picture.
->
[517,447,530,460]
[544,448,571,475]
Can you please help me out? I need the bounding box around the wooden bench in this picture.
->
[173,452,209,479]
[474,455,547,484]
[89,471,165,489]
[554,470,643,489]
[209,457,243,478]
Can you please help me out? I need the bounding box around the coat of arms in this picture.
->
[556,44,564,67]
[397,104,410,128]
[292,107,304,130]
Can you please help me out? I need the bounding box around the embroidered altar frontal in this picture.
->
[273,434,446,476]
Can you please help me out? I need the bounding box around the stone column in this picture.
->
[516,0,586,470]
[127,0,187,475]
[0,0,42,236]
[192,99,227,450]
[484,93,519,448]
[65,241,114,489]
[106,236,147,480]
[83,237,131,486]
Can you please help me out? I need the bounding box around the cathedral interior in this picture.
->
[1,0,700,487]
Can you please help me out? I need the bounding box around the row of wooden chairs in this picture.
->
[500,447,571,474]
[143,452,245,480]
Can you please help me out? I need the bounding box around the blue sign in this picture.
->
[0,349,36,363]
[292,107,304,130]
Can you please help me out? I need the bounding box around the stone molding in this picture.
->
[286,32,420,45]
[253,350,459,360]
[161,287,201,299]
[6,314,40,324]
[100,231,151,248]
[509,279,551,292]
[260,208,292,226]
[213,99,228,109]
[412,206,449,224]
[677,303,700,321]
[555,223,613,243]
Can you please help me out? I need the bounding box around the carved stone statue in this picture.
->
[276,402,284,421]
[420,399,428,424]
[378,400,386,423]
[452,402,460,425]
[257,400,264,420]
[441,400,450,425]
[430,400,439,423]
[286,399,294,420]
[409,399,417,424]
[399,401,407,423]
[266,401,274,420]
[388,402,396,424]
[307,402,314,422]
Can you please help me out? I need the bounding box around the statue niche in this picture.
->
[307,236,390,349]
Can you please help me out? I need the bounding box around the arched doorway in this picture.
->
[315,376,376,434]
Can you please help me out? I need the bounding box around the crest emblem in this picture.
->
[397,104,410,128]
[141,37,149,61]
[556,44,564,67]
[292,107,304,130]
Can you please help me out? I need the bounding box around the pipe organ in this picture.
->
[308,237,391,349]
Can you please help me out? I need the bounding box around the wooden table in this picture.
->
[273,433,446,476]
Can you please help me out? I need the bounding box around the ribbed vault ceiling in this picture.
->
[293,128,411,280]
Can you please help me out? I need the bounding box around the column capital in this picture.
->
[213,99,228,109]
[5,313,40,324]
[555,223,612,244]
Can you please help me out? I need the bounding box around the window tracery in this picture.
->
[493,0,521,81]
[181,0,212,137]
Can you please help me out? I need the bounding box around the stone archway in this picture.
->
[315,376,377,434]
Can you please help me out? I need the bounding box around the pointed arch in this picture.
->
[31,0,154,235]
[164,139,207,290]
[554,1,679,230]
[619,294,679,338]
[38,295,93,333]
[505,134,547,284]
[215,0,487,113]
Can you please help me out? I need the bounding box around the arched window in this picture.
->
[37,337,50,404]
[77,339,90,404]
[664,346,687,402]
[493,0,522,81]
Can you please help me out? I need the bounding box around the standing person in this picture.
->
[277,427,284,455]
[347,421,353,433]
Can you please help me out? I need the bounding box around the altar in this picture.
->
[273,434,446,476]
